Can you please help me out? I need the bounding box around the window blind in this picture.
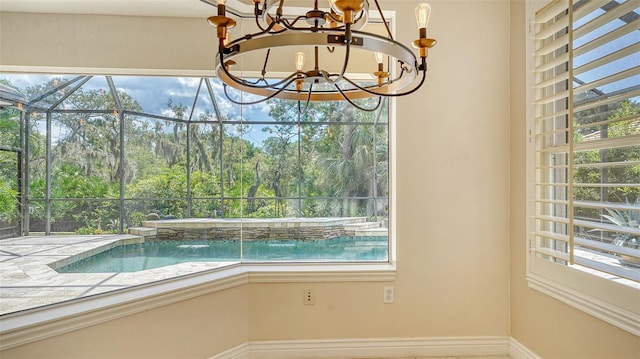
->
[534,0,640,283]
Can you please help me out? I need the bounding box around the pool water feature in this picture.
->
[56,236,388,273]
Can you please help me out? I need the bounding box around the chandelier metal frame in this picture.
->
[207,0,436,110]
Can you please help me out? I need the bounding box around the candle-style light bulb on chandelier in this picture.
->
[207,0,436,111]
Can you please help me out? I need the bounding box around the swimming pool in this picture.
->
[57,236,389,273]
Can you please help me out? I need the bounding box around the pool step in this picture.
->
[353,227,388,237]
[344,222,388,237]
[343,217,368,224]
[129,227,157,238]
[343,222,381,230]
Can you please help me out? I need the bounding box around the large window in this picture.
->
[1,74,388,234]
[529,0,639,335]
[0,74,391,315]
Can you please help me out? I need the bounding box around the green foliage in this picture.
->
[52,164,118,199]
[51,165,119,233]
[573,99,640,220]
[2,76,391,233]
[0,107,20,149]
[0,181,18,222]
[125,210,146,228]
[600,198,640,248]
[0,109,22,224]
[126,165,188,218]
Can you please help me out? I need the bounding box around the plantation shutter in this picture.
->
[533,0,640,282]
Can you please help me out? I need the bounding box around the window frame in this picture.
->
[525,0,640,336]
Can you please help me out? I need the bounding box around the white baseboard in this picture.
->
[509,337,542,359]
[210,336,513,359]
[213,343,250,359]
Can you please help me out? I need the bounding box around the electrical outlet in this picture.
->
[303,288,314,305]
[383,286,394,303]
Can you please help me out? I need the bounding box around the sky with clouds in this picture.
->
[1,73,276,146]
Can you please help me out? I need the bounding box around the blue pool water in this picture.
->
[57,236,388,273]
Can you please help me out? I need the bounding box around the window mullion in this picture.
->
[568,1,576,265]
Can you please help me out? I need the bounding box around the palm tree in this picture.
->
[321,104,377,217]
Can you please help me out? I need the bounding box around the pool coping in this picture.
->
[46,235,146,271]
[0,234,238,315]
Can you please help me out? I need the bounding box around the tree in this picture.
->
[573,99,640,220]
[1,74,391,233]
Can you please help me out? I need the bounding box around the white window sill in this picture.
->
[527,257,640,337]
[0,262,396,350]
[571,248,640,289]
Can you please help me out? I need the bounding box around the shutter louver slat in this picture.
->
[535,247,570,261]
[535,0,570,23]
[536,71,570,89]
[574,183,640,188]
[573,0,639,40]
[535,127,570,137]
[574,88,640,112]
[536,90,572,105]
[574,19,640,57]
[575,236,640,259]
[574,200,640,212]
[574,43,640,76]
[536,52,570,73]
[574,255,640,282]
[573,134,640,152]
[572,0,605,22]
[574,67,640,95]
[536,19,569,40]
[535,108,571,122]
[574,113,639,130]
[574,160,640,169]
[536,35,570,58]
[574,220,640,240]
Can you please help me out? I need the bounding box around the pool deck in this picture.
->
[0,217,388,315]
[0,234,233,315]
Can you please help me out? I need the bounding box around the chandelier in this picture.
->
[207,0,436,111]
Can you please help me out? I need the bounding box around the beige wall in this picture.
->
[508,1,640,358]
[0,12,215,73]
[248,0,511,341]
[0,0,635,357]
[1,285,249,358]
[0,2,510,356]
